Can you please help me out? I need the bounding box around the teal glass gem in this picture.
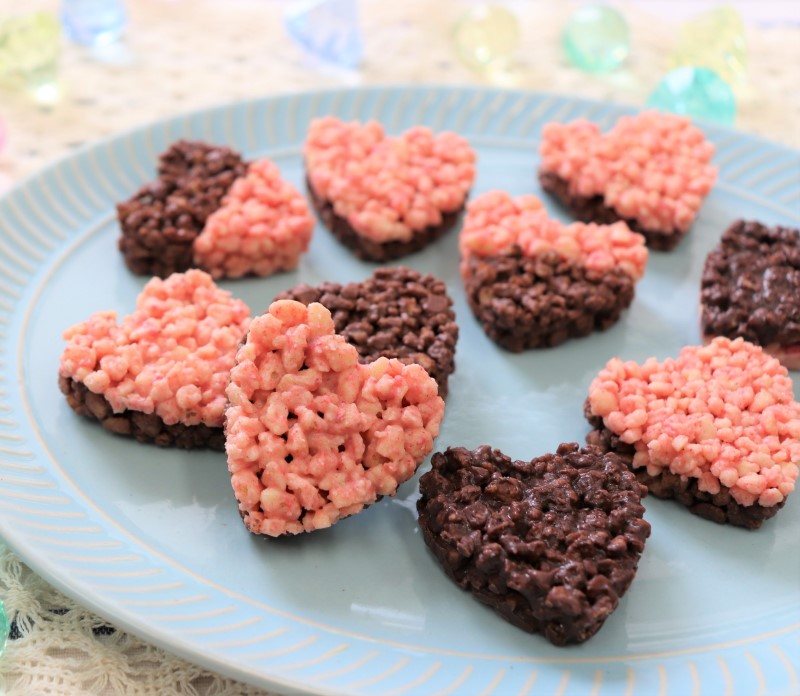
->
[562,4,629,73]
[670,6,747,88]
[61,0,127,47]
[647,66,736,126]
[452,4,521,73]
[284,0,363,69]
[0,12,62,103]
[0,598,9,656]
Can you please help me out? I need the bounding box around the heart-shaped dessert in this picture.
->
[276,266,458,397]
[460,190,648,352]
[304,116,476,261]
[59,270,251,450]
[225,300,445,537]
[539,111,717,250]
[701,220,800,370]
[417,443,650,645]
[586,337,800,528]
[118,140,314,279]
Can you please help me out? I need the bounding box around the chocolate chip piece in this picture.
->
[417,443,650,645]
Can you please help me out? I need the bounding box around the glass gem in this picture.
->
[452,4,521,73]
[0,12,61,96]
[0,116,6,155]
[61,0,126,47]
[647,66,736,126]
[0,598,8,656]
[284,0,363,69]
[562,4,629,73]
[670,6,747,87]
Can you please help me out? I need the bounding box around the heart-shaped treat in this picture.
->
[304,116,476,261]
[586,337,800,528]
[276,266,458,397]
[59,270,251,450]
[118,140,314,279]
[701,220,800,370]
[460,190,648,352]
[225,300,445,537]
[417,443,650,645]
[539,111,717,250]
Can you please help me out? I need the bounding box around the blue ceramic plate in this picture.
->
[1,87,798,696]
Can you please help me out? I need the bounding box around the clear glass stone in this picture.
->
[452,4,521,73]
[61,0,126,47]
[562,4,629,73]
[647,66,736,126]
[284,0,363,69]
[670,6,747,87]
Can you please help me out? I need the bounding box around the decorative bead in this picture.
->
[284,0,363,69]
[0,12,61,102]
[669,6,747,87]
[0,598,9,656]
[0,115,6,155]
[647,67,736,126]
[452,4,520,73]
[61,0,126,47]
[562,4,629,74]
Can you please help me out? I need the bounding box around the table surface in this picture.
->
[0,1,798,694]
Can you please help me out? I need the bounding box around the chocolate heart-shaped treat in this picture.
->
[59,270,251,450]
[586,337,800,528]
[701,219,800,370]
[276,266,458,397]
[225,300,445,537]
[417,443,650,645]
[304,116,476,261]
[539,111,717,250]
[460,190,648,352]
[118,140,314,279]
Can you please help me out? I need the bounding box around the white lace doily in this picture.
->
[0,1,798,694]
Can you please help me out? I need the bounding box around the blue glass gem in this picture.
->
[647,66,736,126]
[61,0,126,47]
[284,0,363,69]
[0,598,9,656]
[562,4,629,73]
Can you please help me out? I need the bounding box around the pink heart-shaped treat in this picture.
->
[304,116,476,261]
[539,111,717,250]
[586,337,800,528]
[59,270,251,450]
[225,300,445,537]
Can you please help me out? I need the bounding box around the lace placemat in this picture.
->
[0,1,798,694]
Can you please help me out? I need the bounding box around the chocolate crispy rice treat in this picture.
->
[701,220,800,370]
[417,443,650,645]
[117,140,248,277]
[276,267,458,397]
[538,112,717,251]
[459,191,648,352]
[303,117,476,262]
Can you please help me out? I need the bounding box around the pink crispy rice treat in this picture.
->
[540,111,717,241]
[225,300,445,537]
[588,337,800,514]
[193,158,315,279]
[460,190,648,280]
[60,270,250,430]
[304,116,476,244]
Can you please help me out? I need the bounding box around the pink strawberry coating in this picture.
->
[225,300,445,537]
[304,116,476,243]
[59,270,250,427]
[540,111,717,234]
[193,159,315,279]
[460,190,648,280]
[588,337,800,508]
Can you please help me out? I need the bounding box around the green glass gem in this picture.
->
[670,6,747,88]
[0,12,62,102]
[0,598,9,656]
[563,4,629,73]
[647,66,736,126]
[452,4,521,73]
